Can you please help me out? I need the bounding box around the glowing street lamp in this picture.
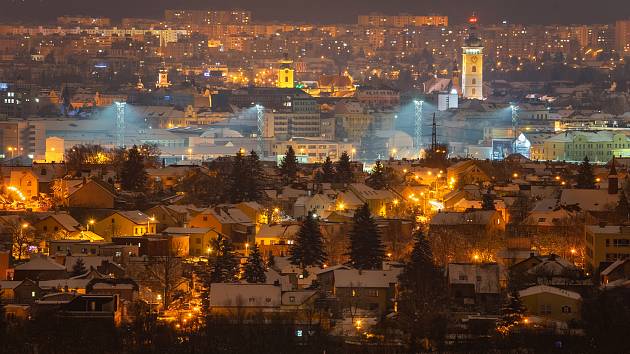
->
[351,148,356,160]
[147,216,156,235]
[87,219,95,231]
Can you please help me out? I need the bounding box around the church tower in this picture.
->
[156,61,171,89]
[462,14,483,100]
[277,53,294,88]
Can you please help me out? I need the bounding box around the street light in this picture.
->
[351,148,356,160]
[87,219,95,231]
[147,216,156,235]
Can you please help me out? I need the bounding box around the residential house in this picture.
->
[162,227,215,256]
[59,294,122,326]
[54,178,116,209]
[600,258,630,285]
[0,278,43,304]
[189,206,255,247]
[209,283,282,317]
[585,224,630,271]
[255,222,300,258]
[34,213,82,240]
[317,267,402,317]
[93,211,159,240]
[519,285,582,323]
[9,169,39,200]
[448,262,501,312]
[349,183,395,216]
[14,255,68,281]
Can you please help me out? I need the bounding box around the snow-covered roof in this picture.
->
[39,213,81,232]
[15,255,66,271]
[332,268,401,288]
[448,263,500,294]
[600,258,629,276]
[38,278,91,290]
[560,189,618,212]
[519,285,582,301]
[282,290,317,306]
[209,283,281,308]
[430,210,499,226]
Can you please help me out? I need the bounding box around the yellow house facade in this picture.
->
[519,285,582,323]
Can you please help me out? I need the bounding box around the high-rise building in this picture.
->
[616,19,630,54]
[277,54,294,89]
[462,15,483,100]
[357,14,448,27]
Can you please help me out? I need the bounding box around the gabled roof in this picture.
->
[38,213,81,232]
[519,285,582,301]
[15,256,66,271]
[209,283,281,308]
[430,210,499,226]
[115,210,153,224]
[331,268,401,288]
[601,258,629,276]
[560,189,618,212]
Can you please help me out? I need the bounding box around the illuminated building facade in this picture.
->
[462,15,484,100]
[277,54,294,89]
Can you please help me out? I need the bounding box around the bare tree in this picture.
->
[144,247,186,309]
[6,220,34,261]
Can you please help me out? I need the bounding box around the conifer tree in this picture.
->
[71,257,87,276]
[120,145,148,192]
[367,160,387,190]
[243,244,267,283]
[244,150,264,201]
[481,187,496,210]
[335,151,354,184]
[279,146,299,184]
[347,204,385,270]
[576,156,596,189]
[210,235,240,283]
[397,229,447,350]
[289,212,327,269]
[497,290,527,335]
[320,156,335,183]
[227,150,247,203]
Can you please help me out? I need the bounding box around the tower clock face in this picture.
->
[470,56,478,63]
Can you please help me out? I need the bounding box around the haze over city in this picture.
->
[0,1,628,354]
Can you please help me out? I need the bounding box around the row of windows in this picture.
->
[605,239,630,248]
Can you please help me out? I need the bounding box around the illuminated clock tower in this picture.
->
[156,61,171,89]
[277,53,294,88]
[462,14,483,100]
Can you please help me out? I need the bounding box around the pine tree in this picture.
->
[289,212,327,269]
[397,229,447,350]
[347,204,385,270]
[243,244,267,283]
[279,146,299,184]
[71,257,87,276]
[244,150,264,201]
[616,190,630,222]
[497,290,527,335]
[335,151,354,184]
[367,160,387,190]
[320,156,335,183]
[576,156,596,189]
[481,187,495,210]
[120,145,148,192]
[210,235,240,283]
[267,253,276,269]
[227,150,247,203]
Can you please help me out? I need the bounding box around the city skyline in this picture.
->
[1,0,630,25]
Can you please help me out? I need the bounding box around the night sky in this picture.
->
[1,0,629,24]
